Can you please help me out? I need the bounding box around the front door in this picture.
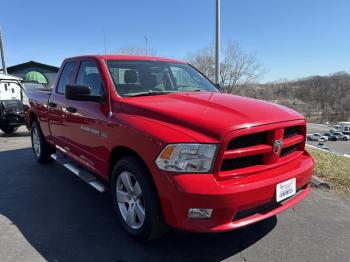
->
[63,59,110,176]
[48,61,77,151]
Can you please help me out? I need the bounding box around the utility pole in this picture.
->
[215,0,220,84]
[144,36,148,56]
[0,26,7,74]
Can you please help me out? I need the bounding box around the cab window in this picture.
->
[76,60,104,96]
[57,62,76,94]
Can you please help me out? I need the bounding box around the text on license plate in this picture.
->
[276,178,296,202]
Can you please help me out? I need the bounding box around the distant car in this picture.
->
[323,133,337,141]
[306,133,328,141]
[332,132,350,141]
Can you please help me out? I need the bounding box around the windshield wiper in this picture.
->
[187,89,202,92]
[125,91,174,97]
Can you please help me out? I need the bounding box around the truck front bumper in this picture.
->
[156,151,314,232]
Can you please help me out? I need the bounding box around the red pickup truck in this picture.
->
[26,55,314,241]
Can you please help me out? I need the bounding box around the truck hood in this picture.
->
[120,92,304,142]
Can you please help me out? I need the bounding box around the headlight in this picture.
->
[155,143,218,173]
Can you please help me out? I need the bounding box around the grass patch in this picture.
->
[307,146,350,197]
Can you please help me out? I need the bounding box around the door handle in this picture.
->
[66,106,77,113]
[48,102,57,108]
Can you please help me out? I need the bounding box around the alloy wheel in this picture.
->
[116,171,145,229]
[32,128,41,157]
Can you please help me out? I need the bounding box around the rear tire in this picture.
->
[1,126,18,134]
[111,156,168,241]
[31,121,54,163]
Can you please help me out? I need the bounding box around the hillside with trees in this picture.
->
[232,73,350,122]
[187,42,349,123]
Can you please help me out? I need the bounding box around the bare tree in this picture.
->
[116,45,157,56]
[187,46,216,81]
[187,41,265,92]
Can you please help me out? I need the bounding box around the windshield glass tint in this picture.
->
[106,60,219,97]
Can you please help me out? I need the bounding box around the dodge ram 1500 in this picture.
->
[26,55,314,241]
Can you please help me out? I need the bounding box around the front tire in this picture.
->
[111,156,167,241]
[31,122,54,163]
[1,126,18,134]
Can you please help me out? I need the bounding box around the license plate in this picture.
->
[276,178,296,202]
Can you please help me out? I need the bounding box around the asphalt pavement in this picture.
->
[0,127,350,262]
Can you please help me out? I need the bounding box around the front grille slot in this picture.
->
[280,144,298,157]
[284,126,300,139]
[227,132,268,150]
[221,154,264,171]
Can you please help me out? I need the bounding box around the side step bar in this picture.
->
[51,153,108,193]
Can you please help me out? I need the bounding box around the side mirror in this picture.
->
[65,84,104,103]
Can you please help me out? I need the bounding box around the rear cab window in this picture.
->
[57,62,76,94]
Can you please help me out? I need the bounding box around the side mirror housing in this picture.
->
[65,84,104,103]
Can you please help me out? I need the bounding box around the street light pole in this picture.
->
[144,36,148,56]
[0,26,7,74]
[215,0,220,84]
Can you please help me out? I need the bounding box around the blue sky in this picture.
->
[1,0,350,82]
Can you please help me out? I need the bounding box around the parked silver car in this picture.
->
[331,132,350,141]
[306,133,328,141]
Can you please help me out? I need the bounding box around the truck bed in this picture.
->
[26,88,51,105]
[25,88,52,139]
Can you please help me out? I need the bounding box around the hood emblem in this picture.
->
[273,140,283,155]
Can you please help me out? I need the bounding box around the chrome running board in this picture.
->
[51,153,107,193]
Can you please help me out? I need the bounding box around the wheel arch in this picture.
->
[27,112,38,130]
[108,146,152,182]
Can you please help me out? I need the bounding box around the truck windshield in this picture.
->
[106,60,219,97]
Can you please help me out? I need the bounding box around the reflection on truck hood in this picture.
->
[120,92,304,142]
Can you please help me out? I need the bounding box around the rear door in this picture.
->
[62,59,110,176]
[48,61,78,150]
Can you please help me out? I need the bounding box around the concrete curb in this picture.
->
[306,144,350,158]
[311,175,331,190]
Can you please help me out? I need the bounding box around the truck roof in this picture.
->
[66,55,187,64]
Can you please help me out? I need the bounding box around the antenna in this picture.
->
[144,36,148,56]
[103,30,107,55]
